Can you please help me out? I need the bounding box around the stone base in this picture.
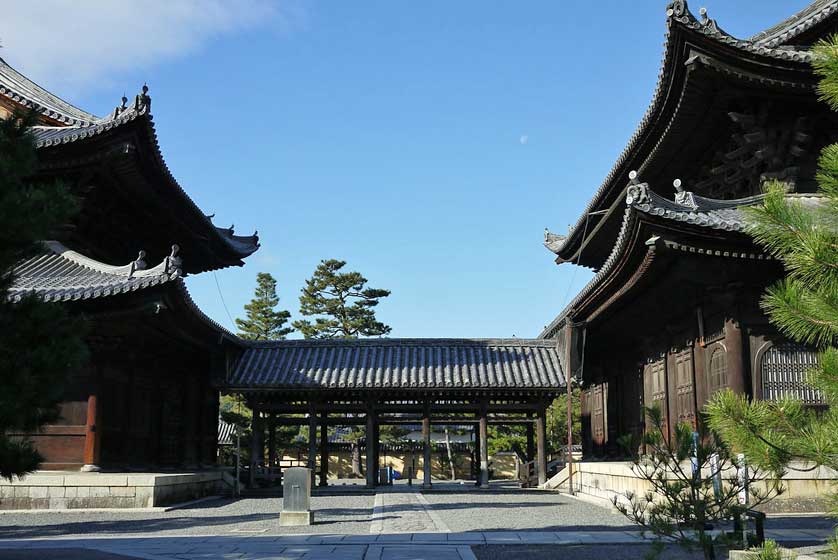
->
[566,461,838,514]
[280,510,313,526]
[0,470,227,510]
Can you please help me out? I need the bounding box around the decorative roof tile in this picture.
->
[226,339,565,390]
[8,241,181,303]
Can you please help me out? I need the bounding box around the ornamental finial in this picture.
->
[129,250,147,277]
[673,178,684,193]
[165,244,182,276]
[120,95,128,110]
[135,83,151,112]
[666,0,687,18]
[628,170,640,185]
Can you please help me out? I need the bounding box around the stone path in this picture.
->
[370,492,450,534]
[0,527,833,560]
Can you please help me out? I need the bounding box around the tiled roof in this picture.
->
[540,184,823,338]
[750,0,838,47]
[29,103,144,148]
[8,241,181,303]
[227,339,565,390]
[626,184,823,232]
[0,57,99,126]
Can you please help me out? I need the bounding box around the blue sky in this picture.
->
[2,0,812,338]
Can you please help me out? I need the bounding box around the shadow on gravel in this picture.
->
[471,544,707,560]
[0,549,140,560]
[0,504,373,538]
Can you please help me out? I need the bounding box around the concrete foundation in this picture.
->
[279,511,313,526]
[0,470,227,510]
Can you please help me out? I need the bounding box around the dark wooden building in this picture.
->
[541,0,835,457]
[1,57,259,471]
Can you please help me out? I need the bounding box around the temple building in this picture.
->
[542,0,836,458]
[0,57,564,505]
[1,57,259,473]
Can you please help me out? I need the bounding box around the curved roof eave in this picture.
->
[0,56,100,126]
[32,104,260,267]
[548,2,815,268]
[538,183,815,339]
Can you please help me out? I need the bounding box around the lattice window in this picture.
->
[761,344,824,405]
[709,348,728,391]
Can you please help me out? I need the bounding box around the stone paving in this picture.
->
[370,491,449,534]
[0,484,835,559]
[0,528,833,560]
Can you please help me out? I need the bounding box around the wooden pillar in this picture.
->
[319,411,328,487]
[249,406,261,489]
[478,404,489,488]
[374,420,380,476]
[526,417,535,461]
[536,403,548,486]
[366,404,376,488]
[267,415,276,484]
[308,404,317,487]
[81,394,101,472]
[471,423,479,481]
[422,404,432,488]
[725,317,747,396]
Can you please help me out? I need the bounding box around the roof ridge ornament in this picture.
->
[626,171,650,205]
[165,244,182,276]
[698,7,720,32]
[134,83,151,113]
[112,95,128,119]
[128,250,147,278]
[666,0,688,19]
[673,179,699,209]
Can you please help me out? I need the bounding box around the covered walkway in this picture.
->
[223,338,566,488]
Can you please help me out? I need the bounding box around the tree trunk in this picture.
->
[351,442,361,477]
[444,427,455,480]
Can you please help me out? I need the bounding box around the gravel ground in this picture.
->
[472,544,707,560]
[422,489,633,532]
[0,495,374,539]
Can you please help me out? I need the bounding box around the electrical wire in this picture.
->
[213,271,236,329]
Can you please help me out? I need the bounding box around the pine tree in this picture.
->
[706,35,838,538]
[293,259,391,339]
[236,272,293,341]
[0,111,87,481]
[614,405,782,560]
